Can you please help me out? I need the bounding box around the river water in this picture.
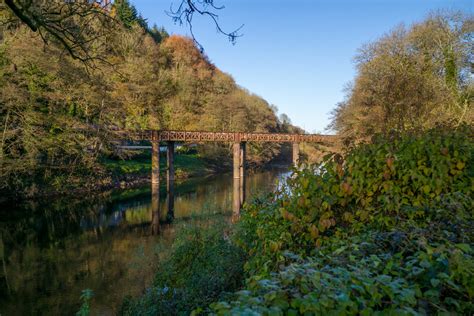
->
[0,168,289,315]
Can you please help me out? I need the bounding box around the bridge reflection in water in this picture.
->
[117,130,336,221]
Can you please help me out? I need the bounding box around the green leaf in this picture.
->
[430,278,440,287]
[455,243,471,252]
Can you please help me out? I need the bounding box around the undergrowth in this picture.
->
[122,125,473,315]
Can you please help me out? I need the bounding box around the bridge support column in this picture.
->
[166,141,175,221]
[240,142,246,206]
[152,132,160,185]
[233,142,244,217]
[292,142,300,167]
[167,141,175,182]
[151,182,160,235]
[151,132,161,233]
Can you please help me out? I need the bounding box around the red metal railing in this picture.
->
[115,130,337,144]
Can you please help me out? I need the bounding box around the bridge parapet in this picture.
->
[116,130,336,144]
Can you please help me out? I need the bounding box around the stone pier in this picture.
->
[239,142,246,206]
[151,182,160,235]
[151,131,160,185]
[166,141,175,221]
[167,141,175,182]
[151,131,161,233]
[233,142,246,216]
[292,142,300,167]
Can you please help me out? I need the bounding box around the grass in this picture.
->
[120,222,245,315]
[102,153,210,179]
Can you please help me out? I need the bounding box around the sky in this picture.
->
[131,0,472,133]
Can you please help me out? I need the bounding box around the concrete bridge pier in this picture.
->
[240,142,246,206]
[151,132,161,233]
[167,141,175,182]
[292,142,300,167]
[233,142,240,216]
[151,136,176,224]
[233,142,246,216]
[151,182,160,235]
[166,141,175,221]
[151,131,160,186]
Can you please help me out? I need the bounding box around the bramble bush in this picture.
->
[235,125,473,276]
[212,223,474,314]
[210,125,473,314]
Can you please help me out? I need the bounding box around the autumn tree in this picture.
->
[330,12,473,141]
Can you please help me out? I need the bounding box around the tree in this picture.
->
[149,24,169,43]
[167,0,243,51]
[114,0,139,29]
[0,24,290,195]
[1,0,115,64]
[330,12,473,141]
[279,113,292,126]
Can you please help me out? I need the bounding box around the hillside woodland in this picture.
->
[0,0,301,197]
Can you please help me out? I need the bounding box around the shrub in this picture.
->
[211,126,474,314]
[236,125,473,275]
[212,224,474,315]
[120,223,245,315]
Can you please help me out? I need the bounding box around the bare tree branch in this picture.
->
[2,0,243,64]
[3,0,117,68]
[167,0,244,51]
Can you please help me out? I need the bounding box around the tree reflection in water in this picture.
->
[0,168,289,315]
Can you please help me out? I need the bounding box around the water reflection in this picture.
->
[0,168,289,315]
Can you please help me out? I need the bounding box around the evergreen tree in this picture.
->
[114,0,139,29]
[149,24,169,43]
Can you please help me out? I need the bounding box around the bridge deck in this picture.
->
[117,130,336,143]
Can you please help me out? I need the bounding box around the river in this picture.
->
[0,168,289,315]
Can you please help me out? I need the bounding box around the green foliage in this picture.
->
[103,153,209,178]
[76,289,94,316]
[149,24,169,43]
[120,223,245,315]
[237,126,473,275]
[114,0,140,29]
[331,12,473,140]
[210,127,474,314]
[212,225,474,315]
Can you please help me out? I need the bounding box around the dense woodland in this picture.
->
[0,0,300,197]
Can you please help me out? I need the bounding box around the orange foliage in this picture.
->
[162,35,215,80]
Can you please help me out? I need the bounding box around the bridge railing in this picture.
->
[114,130,337,144]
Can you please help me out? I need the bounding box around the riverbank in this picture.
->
[0,152,291,203]
[0,154,214,203]
[103,153,214,186]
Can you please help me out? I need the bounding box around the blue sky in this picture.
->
[132,0,472,133]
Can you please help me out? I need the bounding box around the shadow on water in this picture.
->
[0,168,289,315]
